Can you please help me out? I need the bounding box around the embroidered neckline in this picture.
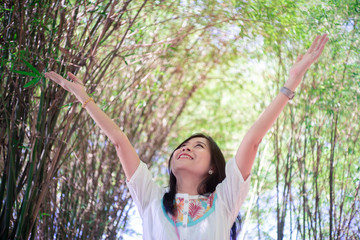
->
[161,192,217,227]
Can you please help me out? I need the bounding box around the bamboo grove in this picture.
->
[1,0,359,239]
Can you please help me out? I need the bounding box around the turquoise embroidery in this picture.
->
[161,192,217,227]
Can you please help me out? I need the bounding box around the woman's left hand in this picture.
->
[285,34,329,91]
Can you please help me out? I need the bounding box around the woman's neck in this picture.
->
[175,175,203,195]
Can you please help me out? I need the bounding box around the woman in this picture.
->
[45,34,328,239]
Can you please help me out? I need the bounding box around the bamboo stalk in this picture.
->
[329,111,338,240]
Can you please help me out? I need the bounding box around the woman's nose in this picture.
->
[182,146,191,151]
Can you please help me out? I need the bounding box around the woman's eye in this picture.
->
[196,144,204,148]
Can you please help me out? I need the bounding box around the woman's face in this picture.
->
[171,137,212,179]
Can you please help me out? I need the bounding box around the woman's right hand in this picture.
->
[45,71,89,102]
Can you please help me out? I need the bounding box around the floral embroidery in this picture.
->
[175,197,184,223]
[189,201,202,219]
[166,192,216,226]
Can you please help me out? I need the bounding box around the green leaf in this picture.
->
[18,145,30,150]
[24,77,41,88]
[121,56,128,65]
[22,59,41,76]
[39,212,51,221]
[40,212,51,217]
[60,102,73,109]
[13,70,38,77]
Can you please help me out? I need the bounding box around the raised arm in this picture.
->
[236,34,329,180]
[45,72,140,180]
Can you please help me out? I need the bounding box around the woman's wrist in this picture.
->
[283,78,299,92]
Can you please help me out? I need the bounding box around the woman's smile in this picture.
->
[177,153,193,160]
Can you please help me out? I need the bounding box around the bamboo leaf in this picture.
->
[121,56,128,65]
[39,212,51,221]
[21,59,41,76]
[13,70,39,77]
[60,102,73,109]
[24,77,41,88]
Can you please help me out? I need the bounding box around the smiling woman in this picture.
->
[45,34,328,239]
[171,137,214,194]
[169,135,225,197]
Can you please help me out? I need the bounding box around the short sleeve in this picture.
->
[126,161,163,217]
[216,157,251,221]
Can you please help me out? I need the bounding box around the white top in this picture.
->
[127,157,251,240]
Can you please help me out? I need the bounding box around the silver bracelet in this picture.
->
[280,87,295,100]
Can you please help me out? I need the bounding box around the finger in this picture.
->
[45,71,57,79]
[316,38,328,57]
[308,35,320,53]
[46,71,61,80]
[315,34,327,51]
[316,35,329,51]
[312,37,328,61]
[44,72,51,79]
[46,72,69,89]
[67,72,84,85]
[45,72,62,85]
[313,36,328,57]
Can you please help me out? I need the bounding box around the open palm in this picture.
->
[288,34,329,84]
